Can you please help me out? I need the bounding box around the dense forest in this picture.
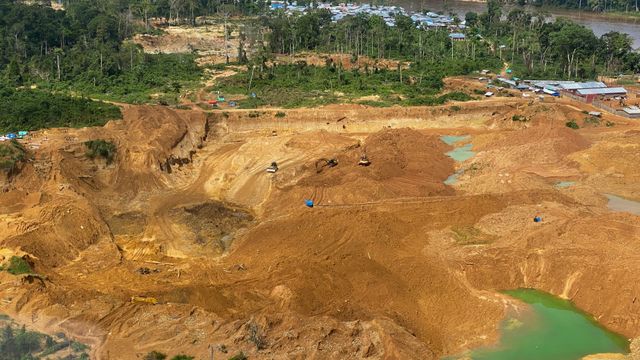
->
[209,0,640,106]
[0,1,202,99]
[0,84,122,132]
[0,0,639,126]
[0,0,201,132]
[466,1,640,77]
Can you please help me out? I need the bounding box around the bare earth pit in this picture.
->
[1,99,640,359]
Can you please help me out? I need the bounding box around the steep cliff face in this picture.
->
[101,106,209,190]
[0,140,28,190]
[0,105,210,270]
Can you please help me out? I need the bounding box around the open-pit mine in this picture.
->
[1,95,640,359]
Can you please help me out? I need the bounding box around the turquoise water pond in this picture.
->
[441,135,471,145]
[447,289,629,360]
[441,135,475,184]
[446,143,475,162]
[555,181,576,188]
[444,173,460,185]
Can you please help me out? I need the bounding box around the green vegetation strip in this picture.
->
[213,64,473,108]
[0,86,121,133]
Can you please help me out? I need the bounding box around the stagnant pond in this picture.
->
[441,135,475,184]
[446,289,629,360]
[606,194,640,216]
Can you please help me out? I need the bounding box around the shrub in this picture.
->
[606,121,615,127]
[584,116,601,126]
[450,105,462,111]
[6,256,32,275]
[275,111,286,118]
[439,91,472,102]
[171,356,194,360]
[85,140,117,164]
[248,322,267,350]
[228,352,247,360]
[565,120,579,129]
[144,351,167,360]
[511,114,528,122]
[71,341,89,352]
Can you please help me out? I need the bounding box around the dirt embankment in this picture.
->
[216,99,525,134]
[1,99,640,359]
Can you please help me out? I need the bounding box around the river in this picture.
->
[389,0,640,48]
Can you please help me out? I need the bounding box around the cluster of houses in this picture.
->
[495,77,639,118]
[0,131,28,142]
[270,1,465,30]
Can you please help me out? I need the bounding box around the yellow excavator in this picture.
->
[131,296,158,305]
[315,158,338,173]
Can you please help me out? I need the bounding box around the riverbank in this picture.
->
[388,0,640,47]
[441,0,640,20]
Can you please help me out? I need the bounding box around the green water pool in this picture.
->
[441,135,471,145]
[447,289,629,360]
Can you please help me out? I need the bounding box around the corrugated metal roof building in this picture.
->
[576,87,627,103]
[623,106,640,118]
[558,82,607,90]
[576,87,627,95]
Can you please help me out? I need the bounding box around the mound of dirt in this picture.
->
[280,128,455,208]
[3,201,113,268]
[458,124,591,194]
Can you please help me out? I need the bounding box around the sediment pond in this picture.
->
[606,194,640,215]
[449,289,629,360]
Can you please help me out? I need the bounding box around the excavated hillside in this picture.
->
[1,97,640,359]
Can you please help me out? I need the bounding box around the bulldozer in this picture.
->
[358,154,371,166]
[266,161,278,173]
[315,158,338,173]
[131,296,158,305]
